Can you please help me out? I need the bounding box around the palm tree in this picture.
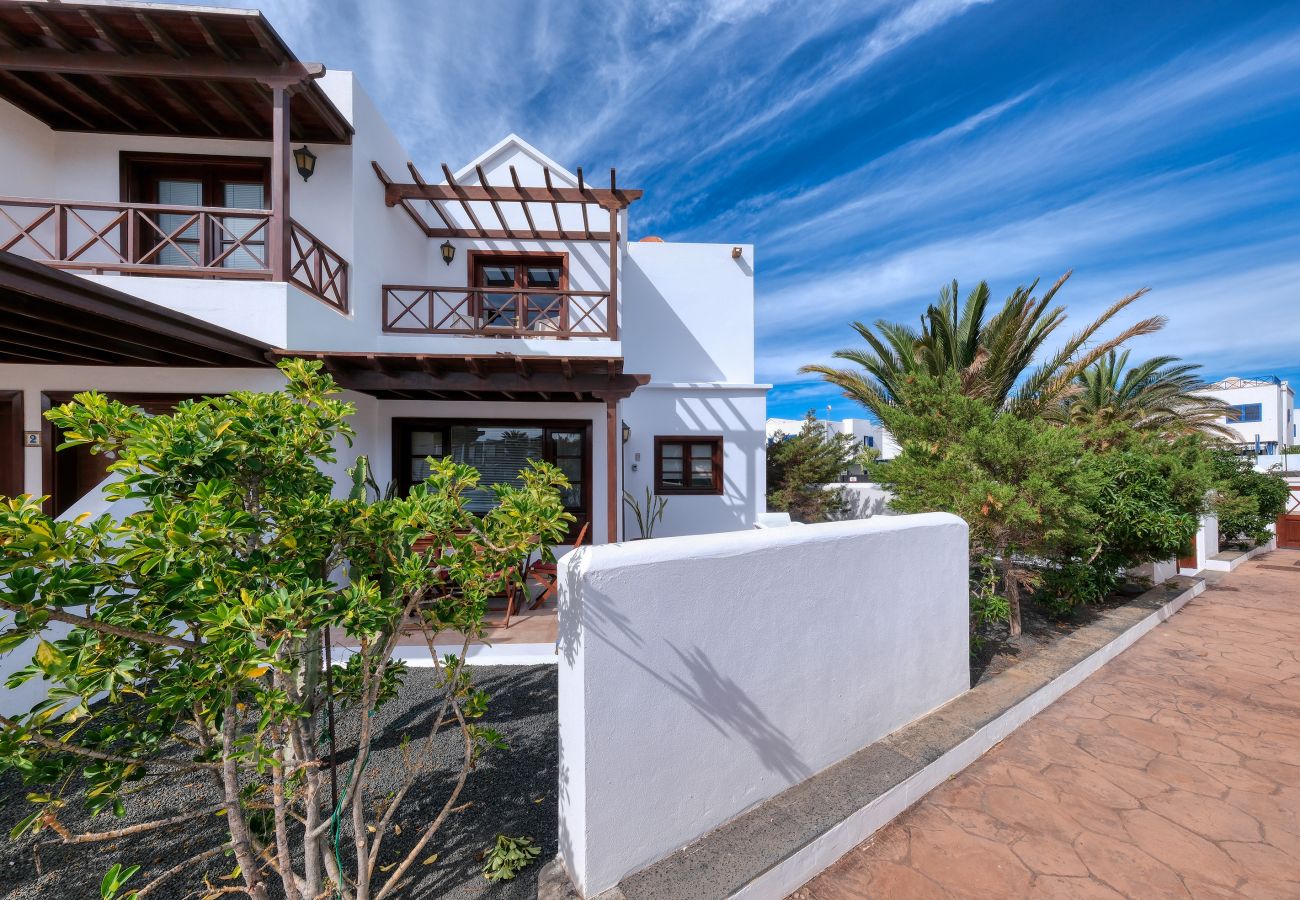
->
[1058,349,1235,440]
[800,271,1165,420]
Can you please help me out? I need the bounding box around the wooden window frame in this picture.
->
[466,250,568,331]
[120,151,272,207]
[120,152,271,271]
[0,390,22,499]
[393,417,591,541]
[654,435,724,496]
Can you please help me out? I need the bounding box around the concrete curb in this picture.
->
[545,575,1207,900]
[1204,538,1276,572]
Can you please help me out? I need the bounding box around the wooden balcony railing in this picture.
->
[0,197,348,312]
[288,219,348,313]
[382,285,613,339]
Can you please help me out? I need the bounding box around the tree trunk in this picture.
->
[220,710,269,900]
[1001,553,1022,637]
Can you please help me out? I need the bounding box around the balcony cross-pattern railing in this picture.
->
[382,285,612,339]
[0,196,348,312]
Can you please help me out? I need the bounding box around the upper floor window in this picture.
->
[655,436,723,495]
[122,153,269,270]
[1226,403,1263,424]
[471,252,565,332]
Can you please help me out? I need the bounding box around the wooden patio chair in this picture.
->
[412,531,527,629]
[526,522,589,611]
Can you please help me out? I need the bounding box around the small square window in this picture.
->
[654,437,722,495]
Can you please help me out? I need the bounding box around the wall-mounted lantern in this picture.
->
[440,240,456,266]
[293,145,317,181]
[731,246,743,259]
[622,420,632,444]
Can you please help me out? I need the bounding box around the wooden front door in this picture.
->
[42,392,198,517]
[1279,487,1300,550]
[0,390,22,498]
[1177,533,1198,569]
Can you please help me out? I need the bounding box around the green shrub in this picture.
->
[1209,449,1290,545]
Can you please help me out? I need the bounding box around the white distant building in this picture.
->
[0,2,768,544]
[766,415,898,465]
[1195,376,1297,454]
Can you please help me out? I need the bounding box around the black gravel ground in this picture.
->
[0,664,558,900]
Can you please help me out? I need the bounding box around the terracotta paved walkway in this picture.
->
[792,551,1300,899]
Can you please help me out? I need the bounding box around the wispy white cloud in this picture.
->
[202,0,1300,417]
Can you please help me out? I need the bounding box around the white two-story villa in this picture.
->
[0,0,768,547]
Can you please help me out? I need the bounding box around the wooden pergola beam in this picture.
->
[0,47,324,83]
[371,162,435,235]
[440,163,487,237]
[577,168,592,239]
[79,10,133,55]
[509,166,540,239]
[23,5,83,53]
[0,68,97,127]
[476,164,511,233]
[407,161,457,231]
[421,226,612,241]
[384,179,642,210]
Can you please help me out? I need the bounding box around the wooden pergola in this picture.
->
[0,1,352,285]
[277,351,650,543]
[373,161,643,341]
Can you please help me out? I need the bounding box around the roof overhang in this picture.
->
[0,1,351,143]
[0,250,277,366]
[278,351,650,402]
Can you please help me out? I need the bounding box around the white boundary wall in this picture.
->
[555,514,969,896]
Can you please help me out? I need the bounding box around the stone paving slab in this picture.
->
[792,551,1300,900]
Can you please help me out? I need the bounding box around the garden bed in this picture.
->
[0,665,558,900]
[970,581,1154,685]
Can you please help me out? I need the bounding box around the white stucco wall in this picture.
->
[623,240,755,384]
[556,514,970,896]
[621,384,768,536]
[0,100,57,198]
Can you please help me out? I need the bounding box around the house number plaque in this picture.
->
[24,431,41,447]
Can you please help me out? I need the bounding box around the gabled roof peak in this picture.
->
[453,134,579,187]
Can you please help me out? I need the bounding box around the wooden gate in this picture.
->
[1177,533,1198,570]
[1279,486,1300,550]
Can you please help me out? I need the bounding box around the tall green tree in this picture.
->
[874,374,1101,635]
[0,361,571,900]
[1057,349,1234,441]
[800,272,1163,420]
[766,411,860,523]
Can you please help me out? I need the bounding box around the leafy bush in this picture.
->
[482,834,541,882]
[0,360,572,900]
[968,557,1010,652]
[766,411,860,522]
[1043,434,1210,614]
[1209,448,1290,545]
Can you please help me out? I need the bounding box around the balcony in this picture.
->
[0,197,348,312]
[382,285,612,339]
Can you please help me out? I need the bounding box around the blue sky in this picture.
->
[240,0,1299,419]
